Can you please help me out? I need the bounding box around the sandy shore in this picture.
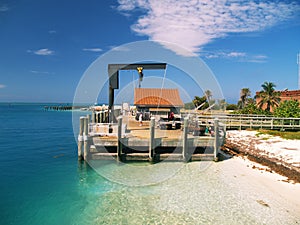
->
[218,156,300,210]
[92,156,300,224]
[223,130,300,183]
[88,128,300,223]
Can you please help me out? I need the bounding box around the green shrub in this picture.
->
[273,100,300,118]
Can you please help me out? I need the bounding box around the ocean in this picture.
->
[1,103,299,225]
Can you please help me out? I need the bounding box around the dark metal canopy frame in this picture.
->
[108,63,167,122]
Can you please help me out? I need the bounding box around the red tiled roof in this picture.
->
[134,88,184,107]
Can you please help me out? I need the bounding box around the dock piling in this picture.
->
[78,116,85,160]
[182,117,189,162]
[92,112,96,123]
[83,117,89,160]
[214,118,219,162]
[117,116,123,161]
[100,112,103,123]
[149,117,155,162]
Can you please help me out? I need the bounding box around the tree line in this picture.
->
[186,82,300,118]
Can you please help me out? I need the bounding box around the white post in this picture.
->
[78,117,85,160]
[83,117,89,160]
[214,118,219,162]
[92,112,96,123]
[271,118,274,130]
[149,117,155,162]
[99,111,103,123]
[297,53,300,89]
[182,117,189,162]
[117,116,123,162]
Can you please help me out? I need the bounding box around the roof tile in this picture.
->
[134,88,184,107]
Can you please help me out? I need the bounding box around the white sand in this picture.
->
[226,130,300,168]
[92,157,300,224]
[219,156,300,211]
[89,130,300,224]
[153,158,300,224]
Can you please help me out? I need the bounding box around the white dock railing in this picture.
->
[198,114,300,130]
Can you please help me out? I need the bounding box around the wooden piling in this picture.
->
[78,116,85,160]
[87,114,91,123]
[100,111,103,123]
[117,116,123,162]
[96,112,99,123]
[83,117,89,160]
[149,117,155,162]
[105,111,108,123]
[92,112,96,123]
[214,118,219,162]
[182,117,188,162]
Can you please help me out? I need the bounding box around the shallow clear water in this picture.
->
[0,103,299,225]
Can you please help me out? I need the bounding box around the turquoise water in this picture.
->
[1,103,299,225]
[0,103,111,225]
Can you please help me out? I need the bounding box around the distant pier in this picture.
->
[44,105,89,111]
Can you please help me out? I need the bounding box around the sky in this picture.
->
[0,0,299,104]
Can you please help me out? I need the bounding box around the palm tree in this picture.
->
[256,82,281,112]
[239,88,251,109]
[192,96,207,109]
[205,90,212,102]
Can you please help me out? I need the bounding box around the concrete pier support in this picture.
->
[149,117,155,162]
[83,117,89,160]
[78,116,85,160]
[117,116,123,162]
[92,112,96,123]
[100,112,103,123]
[214,118,219,162]
[182,117,189,162]
[105,111,109,123]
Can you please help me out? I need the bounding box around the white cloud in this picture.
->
[203,50,267,63]
[252,55,268,60]
[48,30,57,34]
[117,0,300,56]
[30,70,53,75]
[204,51,247,59]
[0,5,9,12]
[34,48,54,55]
[27,48,54,56]
[82,48,103,52]
[0,84,6,88]
[227,52,246,58]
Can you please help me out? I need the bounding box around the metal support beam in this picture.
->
[108,63,167,123]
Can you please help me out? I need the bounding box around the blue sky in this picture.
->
[0,0,299,104]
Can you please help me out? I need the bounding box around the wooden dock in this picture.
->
[77,115,223,163]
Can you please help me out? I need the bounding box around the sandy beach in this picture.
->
[88,129,300,224]
[90,155,300,224]
[224,130,300,183]
[218,156,300,212]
